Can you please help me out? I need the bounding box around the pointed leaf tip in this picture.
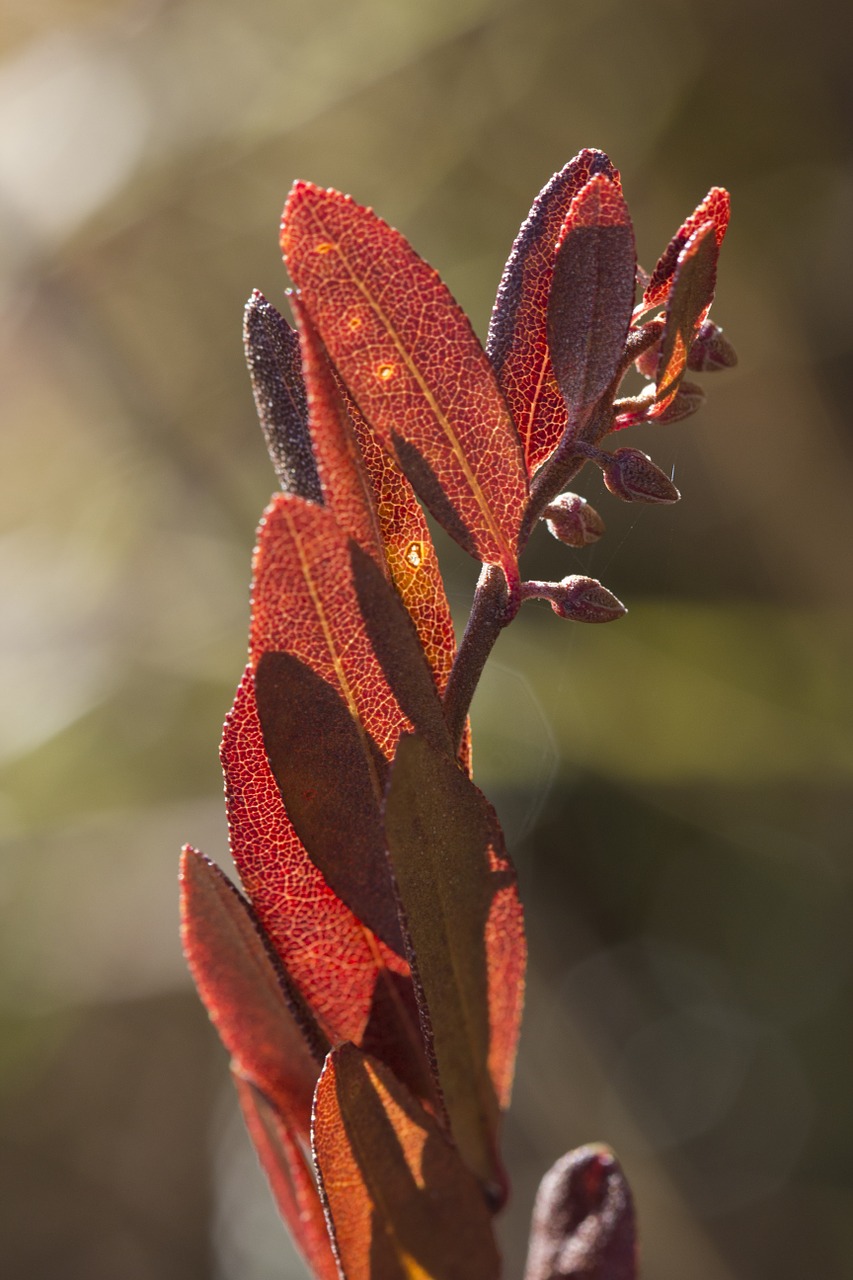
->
[281,181,527,574]
[488,149,621,473]
[642,186,730,314]
[547,175,636,427]
[179,847,323,1134]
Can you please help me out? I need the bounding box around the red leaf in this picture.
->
[649,221,719,416]
[222,669,434,1105]
[524,1145,636,1280]
[338,382,461,706]
[233,1071,339,1280]
[640,186,730,314]
[289,293,387,565]
[384,732,525,1206]
[280,182,527,579]
[243,291,323,502]
[251,492,448,760]
[313,1044,501,1280]
[488,150,620,474]
[287,297,465,757]
[547,175,637,429]
[179,846,322,1137]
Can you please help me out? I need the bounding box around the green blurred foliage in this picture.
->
[0,0,850,1277]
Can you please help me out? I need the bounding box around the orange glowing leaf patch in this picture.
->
[289,293,387,565]
[233,1072,339,1280]
[641,186,730,314]
[250,494,452,950]
[313,1044,501,1280]
[488,149,620,474]
[280,182,527,578]
[384,732,525,1206]
[243,291,323,502]
[222,670,434,1104]
[649,221,719,416]
[251,492,448,760]
[547,175,637,428]
[179,846,322,1136]
[525,1145,637,1280]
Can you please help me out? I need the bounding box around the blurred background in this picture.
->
[1,0,850,1276]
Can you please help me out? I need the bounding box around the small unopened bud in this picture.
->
[653,379,706,424]
[626,319,664,380]
[542,493,605,548]
[522,575,626,623]
[687,319,738,371]
[602,447,680,504]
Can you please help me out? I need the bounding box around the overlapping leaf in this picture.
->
[250,492,452,951]
[640,186,730,314]
[649,221,719,416]
[488,149,620,474]
[384,732,525,1205]
[234,1072,339,1280]
[547,175,637,430]
[280,182,528,578]
[288,295,463,737]
[313,1044,501,1280]
[289,293,386,562]
[222,668,433,1107]
[179,846,322,1134]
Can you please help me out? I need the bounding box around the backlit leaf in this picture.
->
[222,670,434,1103]
[313,1044,501,1280]
[243,291,323,502]
[640,186,730,314]
[281,182,527,578]
[290,292,387,564]
[488,149,620,474]
[524,1145,636,1280]
[650,221,719,415]
[179,846,322,1136]
[251,492,449,760]
[384,732,525,1205]
[547,175,636,428]
[251,495,452,949]
[233,1071,339,1280]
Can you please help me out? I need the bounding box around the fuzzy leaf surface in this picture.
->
[524,1145,636,1280]
[222,669,432,1103]
[281,182,527,575]
[488,149,620,474]
[179,847,322,1136]
[234,1072,339,1280]
[243,291,323,502]
[547,175,636,427]
[384,732,525,1204]
[650,221,719,415]
[641,187,730,313]
[313,1044,501,1280]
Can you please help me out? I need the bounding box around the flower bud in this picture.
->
[652,379,706,424]
[523,575,626,623]
[687,319,738,371]
[627,319,664,380]
[542,492,605,548]
[602,447,680,504]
